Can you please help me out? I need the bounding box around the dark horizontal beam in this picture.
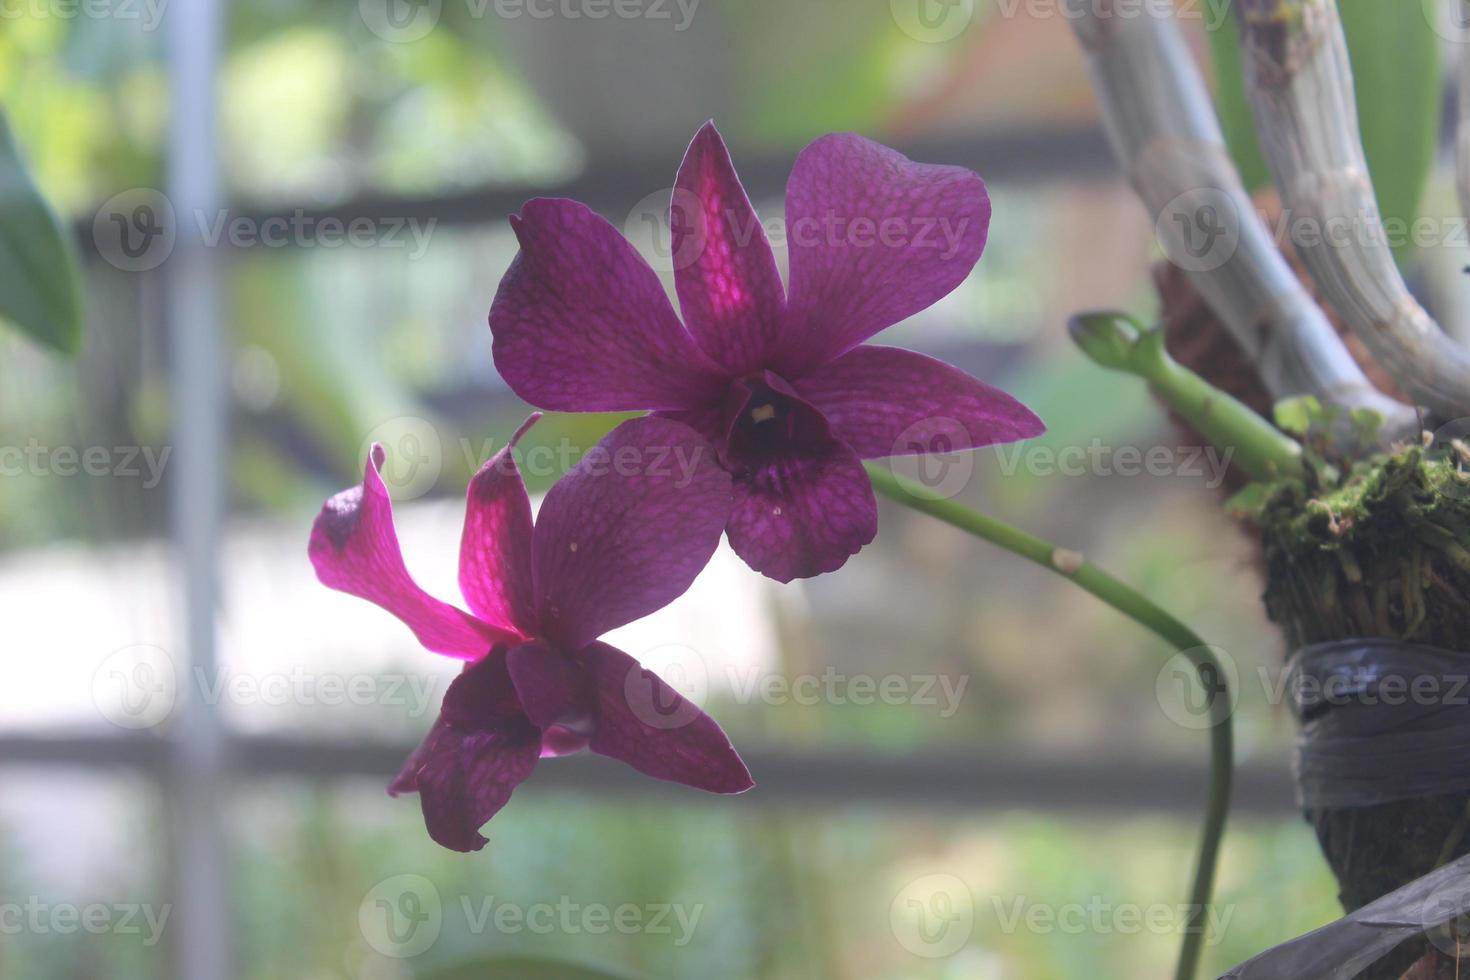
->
[0,733,1297,817]
[74,125,1112,257]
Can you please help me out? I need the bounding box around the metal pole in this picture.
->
[165,0,231,976]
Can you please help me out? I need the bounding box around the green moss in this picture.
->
[1252,443,1470,652]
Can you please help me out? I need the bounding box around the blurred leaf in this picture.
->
[1207,0,1439,264]
[0,110,83,354]
[422,957,635,980]
[1224,481,1270,520]
[1272,395,1322,437]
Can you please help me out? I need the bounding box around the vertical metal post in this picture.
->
[165,0,231,977]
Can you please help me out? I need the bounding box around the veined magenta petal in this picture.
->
[531,417,732,650]
[582,641,753,794]
[388,653,541,852]
[459,415,540,636]
[440,647,525,727]
[391,651,522,796]
[506,642,593,732]
[309,446,507,660]
[718,374,878,581]
[490,198,727,411]
[796,345,1045,459]
[777,134,990,375]
[726,436,877,583]
[672,122,786,375]
[405,720,540,852]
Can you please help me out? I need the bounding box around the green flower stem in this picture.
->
[1070,311,1306,483]
[866,463,1232,980]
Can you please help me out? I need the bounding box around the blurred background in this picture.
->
[5,0,1468,977]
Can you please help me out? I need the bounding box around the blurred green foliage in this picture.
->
[0,779,1343,979]
[0,110,82,354]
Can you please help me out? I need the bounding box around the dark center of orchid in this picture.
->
[724,374,829,477]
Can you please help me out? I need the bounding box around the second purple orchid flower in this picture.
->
[310,414,751,851]
[491,122,1044,582]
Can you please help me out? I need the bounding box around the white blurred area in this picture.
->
[0,497,784,736]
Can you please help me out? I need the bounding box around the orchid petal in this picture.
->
[672,122,785,375]
[796,345,1044,458]
[490,198,726,411]
[388,653,541,853]
[532,417,732,649]
[459,415,540,636]
[401,721,540,852]
[719,374,878,582]
[582,641,753,794]
[309,446,507,660]
[726,438,877,582]
[777,134,990,375]
[506,642,593,732]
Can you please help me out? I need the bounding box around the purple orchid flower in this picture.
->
[308,414,752,851]
[490,122,1045,582]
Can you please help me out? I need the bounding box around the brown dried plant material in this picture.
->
[1154,195,1407,493]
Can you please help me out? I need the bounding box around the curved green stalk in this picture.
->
[1070,311,1306,482]
[867,464,1232,980]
